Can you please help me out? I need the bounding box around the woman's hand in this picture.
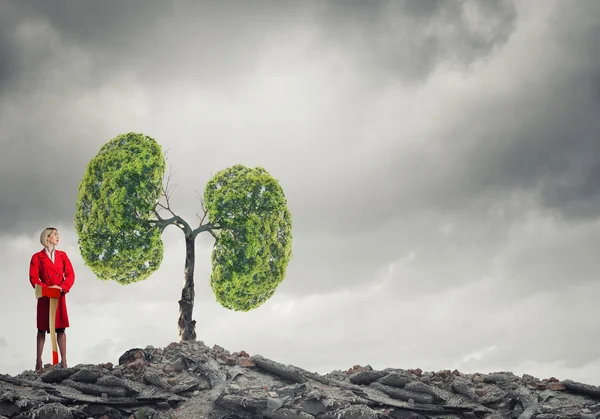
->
[49,285,62,290]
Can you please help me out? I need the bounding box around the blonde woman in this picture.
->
[29,227,75,370]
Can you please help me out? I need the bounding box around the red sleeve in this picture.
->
[29,254,43,288]
[60,252,75,293]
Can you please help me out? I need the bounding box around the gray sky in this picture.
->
[1,0,599,384]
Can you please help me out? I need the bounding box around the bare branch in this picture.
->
[208,228,219,243]
[152,208,165,221]
[147,213,193,235]
[198,210,207,227]
[191,222,216,239]
[193,190,209,228]
[155,165,179,219]
[148,165,193,234]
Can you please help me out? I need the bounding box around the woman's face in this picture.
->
[47,230,59,246]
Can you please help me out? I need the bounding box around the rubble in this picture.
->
[0,341,599,418]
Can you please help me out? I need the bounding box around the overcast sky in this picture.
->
[1,0,599,385]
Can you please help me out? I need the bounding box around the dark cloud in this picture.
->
[304,0,600,236]
[444,0,600,219]
[0,0,311,235]
[0,0,521,237]
[2,0,312,90]
[0,2,20,95]
[0,0,598,300]
[281,0,600,294]
[312,0,517,83]
[0,0,515,237]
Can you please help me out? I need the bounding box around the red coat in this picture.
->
[29,249,75,330]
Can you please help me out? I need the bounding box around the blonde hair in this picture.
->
[40,227,57,248]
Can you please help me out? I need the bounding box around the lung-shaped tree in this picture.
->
[74,132,293,341]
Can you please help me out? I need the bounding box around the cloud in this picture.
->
[312,0,517,83]
[0,0,521,235]
[0,0,599,388]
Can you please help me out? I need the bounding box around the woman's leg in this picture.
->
[36,330,45,370]
[57,330,67,367]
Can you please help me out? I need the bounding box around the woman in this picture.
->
[29,227,75,370]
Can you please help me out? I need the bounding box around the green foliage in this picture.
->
[75,132,165,284]
[204,164,293,311]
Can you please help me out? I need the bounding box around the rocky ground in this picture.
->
[1,341,599,418]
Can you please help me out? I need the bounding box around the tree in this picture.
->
[75,132,293,341]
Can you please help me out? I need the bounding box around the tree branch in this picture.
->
[194,190,209,228]
[208,229,219,243]
[146,166,195,235]
[156,166,178,219]
[191,223,216,239]
[148,166,226,241]
[147,212,193,235]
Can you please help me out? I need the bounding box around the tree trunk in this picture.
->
[178,234,197,341]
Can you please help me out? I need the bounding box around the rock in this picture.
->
[39,367,77,383]
[143,370,170,389]
[300,399,327,415]
[237,357,257,368]
[26,402,73,418]
[70,367,103,383]
[346,364,372,374]
[252,355,307,383]
[127,357,148,371]
[118,348,150,366]
[1,341,600,418]
[0,402,19,417]
[518,402,539,419]
[562,380,600,399]
[333,404,380,418]
[370,382,434,404]
[134,406,157,418]
[547,382,566,391]
[348,370,387,385]
[378,372,414,388]
[452,378,479,400]
[170,358,184,373]
[96,374,139,395]
[473,384,508,405]
[170,374,210,393]
[217,394,269,411]
[475,388,488,397]
[404,380,468,406]
[267,407,315,418]
[62,378,129,397]
[217,352,237,366]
